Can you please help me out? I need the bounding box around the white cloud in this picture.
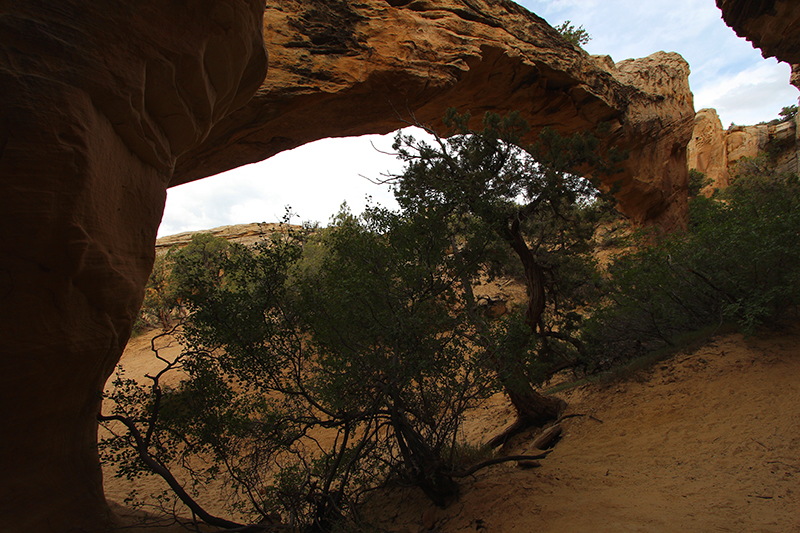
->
[159,133,406,237]
[693,61,797,125]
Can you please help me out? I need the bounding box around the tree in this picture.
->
[136,250,180,332]
[133,233,243,333]
[101,210,548,530]
[295,207,497,507]
[779,104,797,122]
[169,232,249,302]
[389,110,620,438]
[688,169,711,198]
[554,20,591,47]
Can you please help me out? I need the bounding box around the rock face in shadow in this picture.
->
[176,0,695,229]
[717,0,800,94]
[0,2,695,532]
[717,0,800,64]
[0,1,267,531]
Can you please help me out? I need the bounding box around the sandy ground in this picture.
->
[104,324,800,532]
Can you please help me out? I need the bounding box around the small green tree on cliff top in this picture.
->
[555,20,591,47]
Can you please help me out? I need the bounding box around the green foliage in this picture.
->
[392,110,618,395]
[102,211,498,529]
[554,20,591,47]
[169,233,246,303]
[779,104,797,122]
[688,169,710,198]
[296,206,496,504]
[583,163,800,366]
[134,250,180,333]
[134,233,245,335]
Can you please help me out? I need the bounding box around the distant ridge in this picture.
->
[155,222,300,253]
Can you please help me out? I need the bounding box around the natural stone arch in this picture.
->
[176,1,695,229]
[0,1,697,531]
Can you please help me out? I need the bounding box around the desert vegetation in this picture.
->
[101,111,800,532]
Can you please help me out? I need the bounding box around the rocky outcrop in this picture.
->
[606,52,693,227]
[0,2,694,532]
[688,108,799,192]
[717,0,800,64]
[176,1,695,229]
[155,222,292,252]
[687,109,731,190]
[0,1,267,532]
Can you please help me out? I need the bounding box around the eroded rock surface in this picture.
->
[176,0,695,228]
[688,109,731,190]
[688,108,799,192]
[717,0,800,64]
[0,1,267,531]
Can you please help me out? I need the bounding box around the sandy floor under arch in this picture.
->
[105,324,800,532]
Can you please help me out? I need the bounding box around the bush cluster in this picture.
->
[583,163,800,366]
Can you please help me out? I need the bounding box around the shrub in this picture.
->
[554,20,591,47]
[583,164,800,367]
[779,104,797,122]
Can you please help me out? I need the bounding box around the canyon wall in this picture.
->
[688,108,799,192]
[699,1,800,193]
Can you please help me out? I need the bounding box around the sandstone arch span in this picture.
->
[717,0,800,64]
[0,1,696,531]
[175,1,695,229]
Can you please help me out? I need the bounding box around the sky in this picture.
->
[157,0,799,237]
